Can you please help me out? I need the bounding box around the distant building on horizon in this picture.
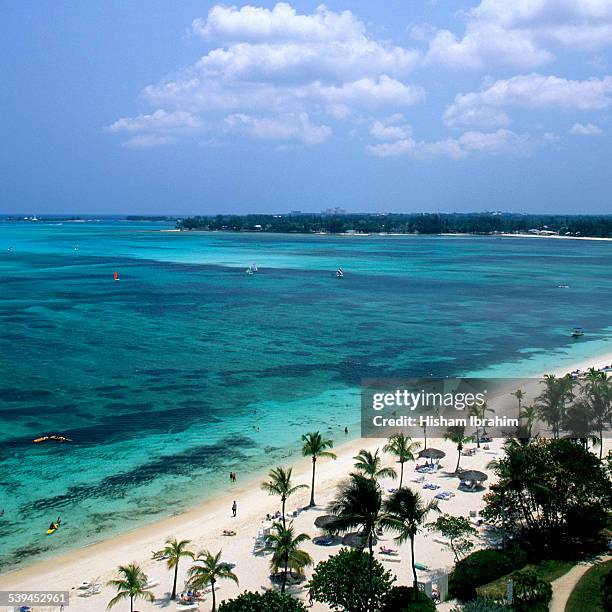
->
[321,206,347,215]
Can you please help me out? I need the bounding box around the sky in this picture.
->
[2,0,612,215]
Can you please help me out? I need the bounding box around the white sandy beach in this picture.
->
[1,350,611,611]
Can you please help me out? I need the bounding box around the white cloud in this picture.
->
[224,112,331,145]
[425,0,612,69]
[112,3,423,147]
[122,134,175,148]
[107,110,201,133]
[192,2,364,43]
[368,128,533,159]
[444,73,612,127]
[569,122,602,135]
[370,114,412,140]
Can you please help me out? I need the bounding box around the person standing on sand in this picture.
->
[232,500,237,517]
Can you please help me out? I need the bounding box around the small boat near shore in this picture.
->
[336,268,344,278]
[571,327,584,338]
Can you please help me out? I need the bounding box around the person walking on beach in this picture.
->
[232,500,237,517]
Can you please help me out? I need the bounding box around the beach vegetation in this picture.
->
[301,431,336,507]
[427,514,477,562]
[326,473,385,611]
[152,537,194,600]
[449,548,521,601]
[218,589,307,611]
[353,448,397,481]
[510,568,552,612]
[535,374,575,438]
[444,425,471,473]
[187,549,239,612]
[265,521,312,594]
[381,488,439,598]
[483,438,612,549]
[308,547,395,612]
[383,434,421,488]
[261,466,308,527]
[381,586,436,611]
[176,212,612,239]
[106,562,155,612]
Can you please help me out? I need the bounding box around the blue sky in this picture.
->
[2,1,612,215]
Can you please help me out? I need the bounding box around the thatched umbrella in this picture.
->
[457,470,488,489]
[314,514,336,529]
[341,531,377,549]
[418,448,445,464]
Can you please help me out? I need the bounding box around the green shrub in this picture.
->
[511,569,552,612]
[449,549,519,601]
[218,589,307,611]
[308,548,395,612]
[381,586,436,611]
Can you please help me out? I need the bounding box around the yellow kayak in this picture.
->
[47,523,59,534]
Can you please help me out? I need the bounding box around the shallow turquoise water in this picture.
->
[1,221,611,570]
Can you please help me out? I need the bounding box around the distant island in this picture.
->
[176,212,612,238]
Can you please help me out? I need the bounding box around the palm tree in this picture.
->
[381,488,439,597]
[187,550,238,612]
[152,537,194,600]
[107,563,155,612]
[265,521,312,593]
[353,448,397,481]
[536,374,575,438]
[326,473,383,612]
[581,374,612,458]
[513,389,525,415]
[383,434,421,488]
[444,425,471,473]
[261,466,308,527]
[301,431,336,507]
[519,404,538,439]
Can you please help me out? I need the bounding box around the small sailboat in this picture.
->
[336,268,344,278]
[557,284,569,288]
[571,327,584,338]
[251,263,258,272]
[245,267,254,275]
[113,271,120,281]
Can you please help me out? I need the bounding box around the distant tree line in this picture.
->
[176,213,612,237]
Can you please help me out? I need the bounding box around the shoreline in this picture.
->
[165,228,612,242]
[2,348,612,595]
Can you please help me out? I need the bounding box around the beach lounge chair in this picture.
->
[411,475,425,483]
[77,581,91,590]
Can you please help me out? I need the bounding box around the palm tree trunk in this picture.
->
[212,579,216,612]
[599,428,604,459]
[309,457,316,506]
[367,533,374,612]
[172,563,178,599]
[410,535,418,597]
[130,596,134,612]
[475,425,480,448]
[281,496,286,528]
[423,425,427,450]
[455,447,461,472]
[399,461,404,488]
[282,554,288,594]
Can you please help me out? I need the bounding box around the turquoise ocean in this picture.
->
[1,220,611,571]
